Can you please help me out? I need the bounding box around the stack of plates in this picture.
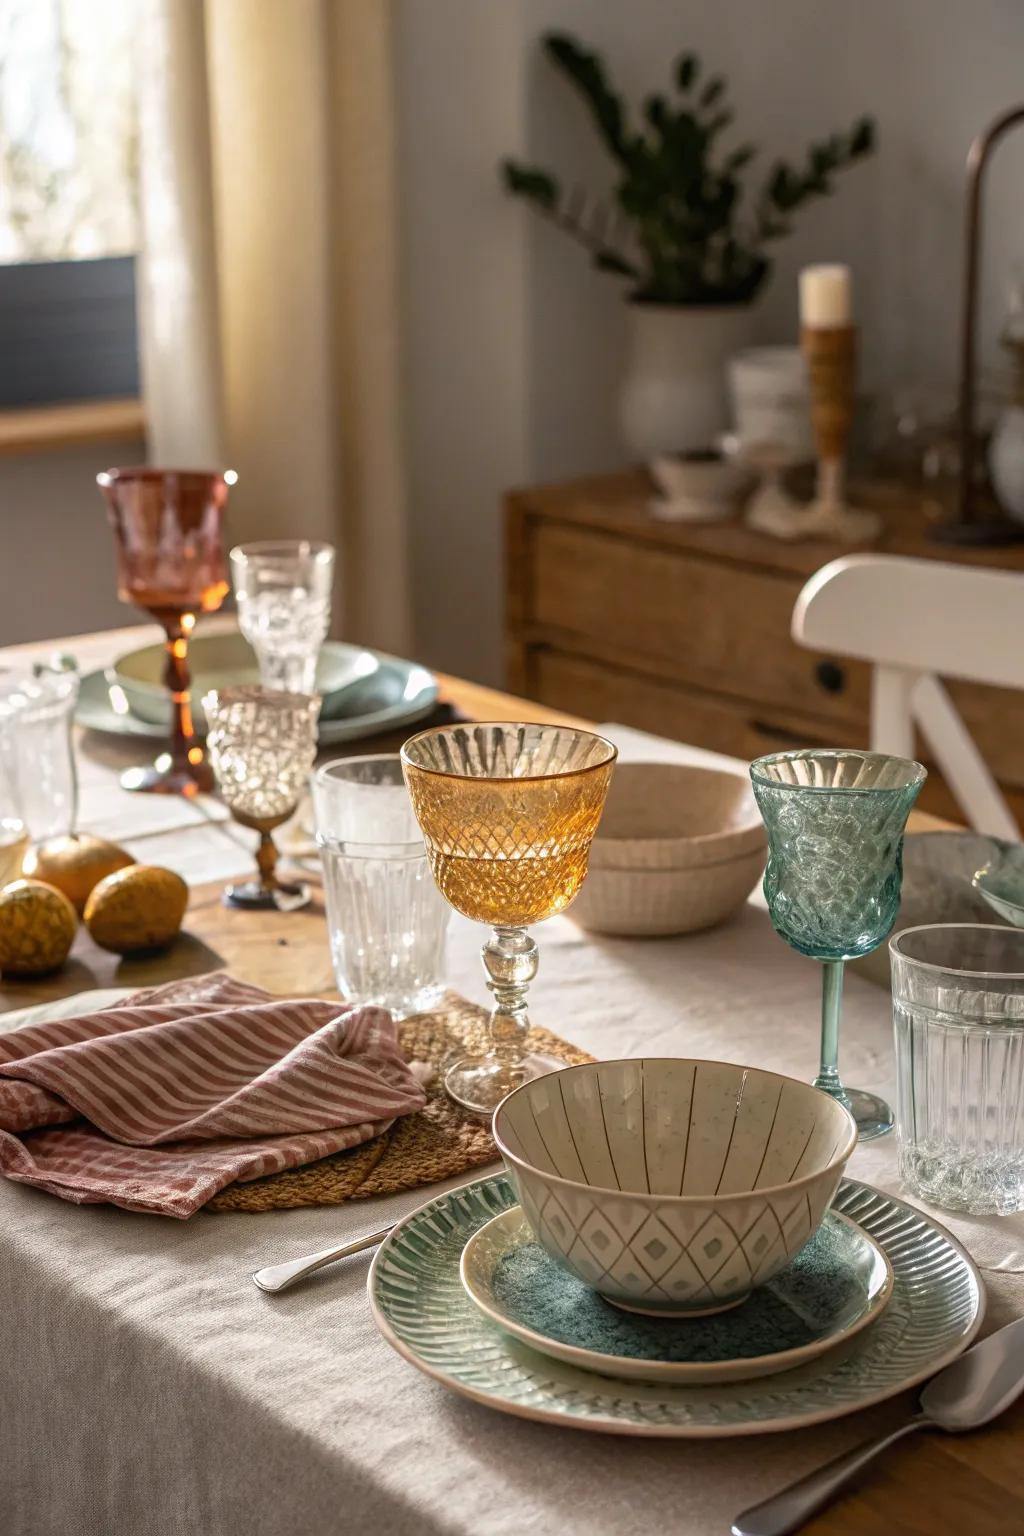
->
[368,1174,983,1437]
[76,632,439,747]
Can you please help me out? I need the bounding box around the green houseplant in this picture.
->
[502,33,876,454]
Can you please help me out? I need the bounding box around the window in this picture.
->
[0,0,140,408]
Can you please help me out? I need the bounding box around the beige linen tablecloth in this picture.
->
[2,630,1023,1536]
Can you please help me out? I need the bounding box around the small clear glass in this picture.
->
[312,756,449,1018]
[230,540,335,695]
[891,923,1024,1215]
[0,665,80,839]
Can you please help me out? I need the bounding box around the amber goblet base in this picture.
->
[222,811,310,913]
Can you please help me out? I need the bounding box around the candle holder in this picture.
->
[800,324,880,541]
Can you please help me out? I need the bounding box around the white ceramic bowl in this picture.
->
[493,1058,856,1317]
[569,762,766,936]
[649,451,752,523]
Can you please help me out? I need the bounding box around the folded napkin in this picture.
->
[0,974,428,1218]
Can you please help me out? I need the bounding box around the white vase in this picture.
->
[619,303,756,458]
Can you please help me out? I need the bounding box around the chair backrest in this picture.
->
[792,553,1024,839]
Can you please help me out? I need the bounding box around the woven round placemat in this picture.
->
[206,991,592,1213]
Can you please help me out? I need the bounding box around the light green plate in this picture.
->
[111,631,432,727]
[368,1174,983,1438]
[77,663,438,748]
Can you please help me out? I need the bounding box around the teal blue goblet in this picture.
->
[750,749,926,1141]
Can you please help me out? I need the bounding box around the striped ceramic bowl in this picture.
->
[492,1059,856,1317]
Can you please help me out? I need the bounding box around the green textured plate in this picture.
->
[76,663,438,748]
[368,1174,983,1438]
[458,1205,892,1386]
[112,632,387,726]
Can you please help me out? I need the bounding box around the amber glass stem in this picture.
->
[162,619,199,781]
[482,927,539,1065]
[255,829,281,896]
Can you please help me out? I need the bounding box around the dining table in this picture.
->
[2,621,1023,1536]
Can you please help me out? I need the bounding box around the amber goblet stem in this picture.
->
[223,808,309,912]
[161,615,213,793]
[482,927,539,1067]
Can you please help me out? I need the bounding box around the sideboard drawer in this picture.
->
[527,522,867,723]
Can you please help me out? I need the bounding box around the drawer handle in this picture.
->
[815,660,847,694]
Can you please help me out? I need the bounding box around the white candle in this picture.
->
[799,264,852,328]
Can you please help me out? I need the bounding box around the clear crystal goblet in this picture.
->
[750,749,926,1140]
[229,541,335,695]
[204,686,320,912]
[401,723,617,1116]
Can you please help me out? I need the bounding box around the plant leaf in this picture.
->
[501,160,559,209]
[699,76,725,108]
[675,52,699,91]
[850,116,875,156]
[543,33,631,165]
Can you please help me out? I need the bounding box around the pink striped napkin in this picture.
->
[0,974,428,1217]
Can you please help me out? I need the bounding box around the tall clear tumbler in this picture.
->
[891,923,1024,1215]
[312,756,449,1018]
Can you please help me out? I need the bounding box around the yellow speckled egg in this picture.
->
[84,865,189,956]
[0,878,78,976]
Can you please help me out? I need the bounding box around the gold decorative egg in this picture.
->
[23,834,135,915]
[84,865,189,956]
[0,878,78,977]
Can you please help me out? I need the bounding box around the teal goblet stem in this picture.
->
[815,959,849,1106]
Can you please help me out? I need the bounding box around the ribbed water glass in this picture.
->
[891,924,1024,1215]
[312,756,449,1018]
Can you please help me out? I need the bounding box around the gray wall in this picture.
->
[0,438,146,646]
[397,0,1024,683]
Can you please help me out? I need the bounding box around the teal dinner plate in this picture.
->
[368,1174,983,1438]
[76,663,438,748]
[973,846,1024,927]
[458,1205,892,1386]
[111,632,395,726]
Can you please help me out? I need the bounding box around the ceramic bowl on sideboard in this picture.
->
[493,1058,856,1317]
[568,762,766,936]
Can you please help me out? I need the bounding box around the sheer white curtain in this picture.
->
[136,0,411,653]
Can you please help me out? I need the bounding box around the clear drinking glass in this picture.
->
[751,748,926,1141]
[230,541,335,695]
[401,723,616,1115]
[891,923,1024,1215]
[311,756,449,1018]
[0,666,80,839]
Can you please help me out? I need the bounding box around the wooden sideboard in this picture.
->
[505,470,1024,825]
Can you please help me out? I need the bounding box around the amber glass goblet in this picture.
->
[97,467,235,795]
[401,723,616,1115]
[203,686,320,912]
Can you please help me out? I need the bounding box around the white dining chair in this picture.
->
[792,553,1024,839]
